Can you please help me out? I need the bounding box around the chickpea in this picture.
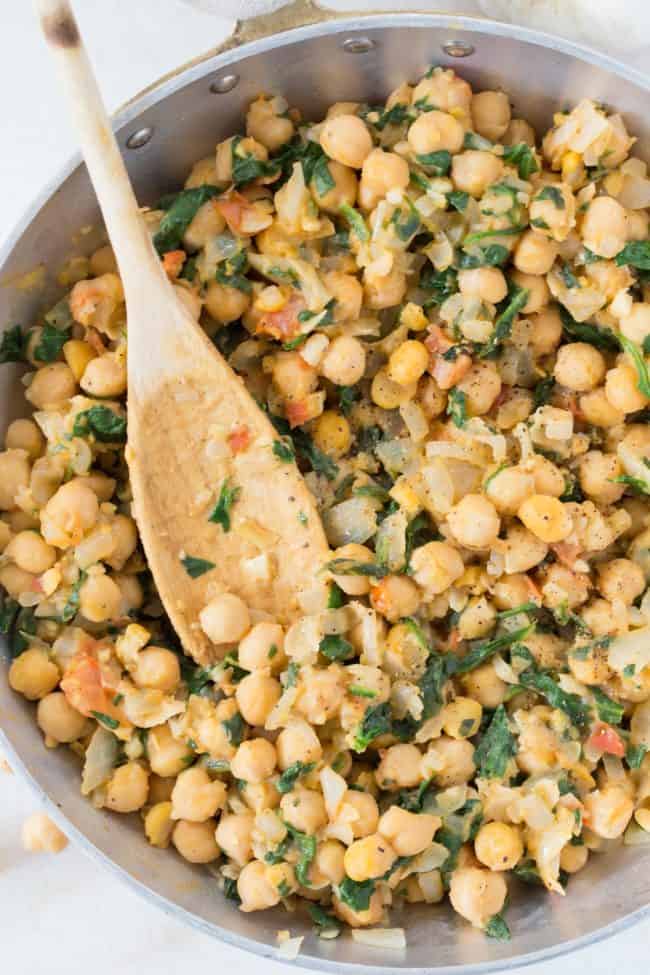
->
[410,541,465,595]
[605,362,649,413]
[236,671,282,727]
[518,494,572,543]
[364,266,407,311]
[528,307,563,357]
[312,411,352,457]
[443,697,483,739]
[503,118,536,147]
[0,563,35,599]
[584,786,634,839]
[461,662,507,709]
[271,351,318,401]
[296,667,344,724]
[185,156,217,189]
[378,806,440,858]
[578,451,625,506]
[80,471,117,502]
[204,280,250,324]
[320,114,372,169]
[417,375,447,419]
[597,558,645,604]
[79,573,122,623]
[104,514,138,571]
[408,111,464,155]
[376,743,422,790]
[447,494,500,550]
[26,363,76,410]
[569,632,613,685]
[5,530,56,575]
[5,418,44,459]
[560,843,589,874]
[581,196,628,259]
[9,648,59,701]
[514,230,558,275]
[148,725,195,778]
[307,172,357,229]
[231,738,277,784]
[144,801,174,849]
[333,886,384,928]
[105,762,149,813]
[37,692,88,743]
[171,767,226,822]
[22,812,68,854]
[554,342,606,392]
[246,95,294,151]
[369,575,421,622]
[330,543,375,596]
[528,456,565,498]
[471,90,511,142]
[422,737,476,788]
[370,366,416,408]
[579,387,625,428]
[529,182,575,242]
[281,785,327,833]
[451,151,504,199]
[320,335,366,387]
[474,822,523,871]
[344,832,396,882]
[80,354,126,398]
[41,479,99,548]
[449,866,508,929]
[344,789,379,839]
[620,302,650,345]
[216,812,254,867]
[199,593,250,645]
[276,720,323,769]
[183,199,225,251]
[359,148,410,210]
[485,466,534,516]
[132,647,180,693]
[0,449,30,511]
[322,271,363,324]
[239,622,286,673]
[456,360,502,415]
[385,342,428,390]
[237,860,282,912]
[412,69,472,117]
[458,267,508,305]
[311,839,346,887]
[510,270,550,314]
[172,819,220,864]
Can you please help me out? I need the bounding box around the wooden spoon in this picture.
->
[37,0,330,663]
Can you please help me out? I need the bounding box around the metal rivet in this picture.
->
[342,37,375,54]
[442,40,475,58]
[126,127,154,149]
[210,73,239,94]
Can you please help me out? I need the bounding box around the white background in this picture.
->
[1,2,649,974]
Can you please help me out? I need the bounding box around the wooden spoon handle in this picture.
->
[35,0,160,294]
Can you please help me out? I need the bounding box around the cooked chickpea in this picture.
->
[422,736,476,788]
[238,621,286,672]
[579,387,625,428]
[370,366,415,408]
[276,720,322,769]
[502,524,549,573]
[344,832,396,882]
[451,151,504,198]
[554,342,606,392]
[584,786,634,839]
[412,69,472,117]
[456,360,502,415]
[322,271,363,324]
[172,819,220,863]
[271,351,317,401]
[449,866,508,929]
[529,456,565,498]
[238,860,282,912]
[620,302,650,345]
[378,806,440,857]
[458,267,508,305]
[448,494,500,550]
[183,199,225,250]
[41,479,99,547]
[133,646,181,692]
[330,543,375,596]
[606,361,650,413]
[79,573,122,623]
[514,230,558,275]
[529,182,575,242]
[215,812,254,867]
[408,111,464,155]
[485,466,534,516]
[344,789,380,838]
[560,843,589,874]
[461,663,507,709]
[0,563,36,598]
[104,513,138,571]
[0,449,30,511]
[144,801,174,849]
[578,451,625,505]
[503,118,536,146]
[231,738,277,784]
[281,786,327,833]
[581,196,628,259]
[311,839,346,887]
[364,266,407,310]
[22,812,68,854]
[26,363,76,410]
[5,530,56,574]
[443,697,483,739]
[387,340,429,387]
[246,95,294,151]
[199,592,250,645]
[333,887,385,928]
[410,541,465,595]
[597,558,645,604]
[474,822,523,871]
[9,648,59,701]
[312,411,352,457]
[510,270,550,314]
[80,354,126,397]
[518,494,573,543]
[359,148,410,210]
[171,766,226,822]
[320,114,372,169]
[105,762,149,813]
[376,743,422,790]
[5,418,44,459]
[236,671,282,727]
[37,692,88,743]
[471,90,511,142]
[320,335,366,386]
[369,575,421,622]
[204,280,250,324]
[312,159,358,212]
[528,307,563,357]
[147,724,194,777]
[296,667,344,724]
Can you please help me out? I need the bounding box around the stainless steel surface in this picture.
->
[1,12,650,972]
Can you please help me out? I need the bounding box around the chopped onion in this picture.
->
[81,726,119,796]
[74,527,116,570]
[374,509,407,572]
[608,626,650,675]
[411,842,448,873]
[121,685,185,727]
[351,928,406,950]
[320,765,347,821]
[624,821,650,846]
[284,616,320,664]
[276,934,303,960]
[323,497,378,548]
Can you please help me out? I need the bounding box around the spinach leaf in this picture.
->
[463,226,527,247]
[307,903,342,936]
[448,624,535,676]
[502,142,539,180]
[626,744,648,769]
[592,687,624,725]
[292,428,339,481]
[339,203,369,242]
[479,285,529,357]
[338,385,359,416]
[319,634,355,661]
[474,705,517,779]
[311,154,335,197]
[485,913,511,942]
[337,877,375,911]
[396,778,435,812]
[91,710,119,730]
[180,555,216,578]
[324,558,390,578]
[559,305,619,350]
[353,702,392,752]
[391,199,421,241]
[286,826,317,886]
[0,324,27,363]
[277,761,316,794]
[446,388,467,428]
[518,667,591,727]
[458,244,509,269]
[231,136,279,187]
[618,334,650,398]
[208,476,241,532]
[420,264,458,305]
[221,712,245,746]
[415,150,452,176]
[615,240,650,270]
[535,185,565,208]
[447,190,470,212]
[559,263,579,289]
[33,322,70,363]
[61,571,87,623]
[463,132,494,151]
[153,185,221,254]
[533,375,556,409]
[272,438,295,463]
[72,405,127,442]
[223,877,241,904]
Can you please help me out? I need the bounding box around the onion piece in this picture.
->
[81,726,119,795]
[351,928,406,950]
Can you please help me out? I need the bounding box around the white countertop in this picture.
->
[1,2,649,974]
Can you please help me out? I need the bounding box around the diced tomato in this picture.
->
[587,723,625,758]
[60,650,119,721]
[425,325,472,390]
[551,541,583,567]
[162,249,186,280]
[256,293,306,342]
[227,425,251,454]
[286,398,310,428]
[425,324,453,355]
[524,575,543,603]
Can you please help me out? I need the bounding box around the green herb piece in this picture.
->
[44,297,73,331]
[208,476,241,532]
[559,263,580,289]
[446,388,467,428]
[518,667,590,727]
[337,877,375,911]
[581,247,601,264]
[513,860,545,885]
[485,913,511,942]
[557,305,617,350]
[353,483,390,502]
[272,438,295,463]
[339,203,369,242]
[179,254,198,282]
[474,705,517,779]
[479,285,530,357]
[353,702,392,752]
[360,102,412,131]
[437,799,484,883]
[420,265,459,306]
[221,712,245,747]
[415,150,452,175]
[449,624,535,676]
[615,240,650,270]
[311,153,335,196]
[530,217,550,230]
[33,322,70,363]
[0,598,19,637]
[264,837,290,865]
[1,604,36,657]
[285,661,300,688]
[223,876,241,904]
[458,244,510,269]
[502,142,539,180]
[391,199,421,241]
[626,744,648,769]
[338,385,359,417]
[153,185,221,254]
[327,582,345,609]
[286,827,317,886]
[396,778,435,813]
[231,136,279,187]
[623,663,636,678]
[72,405,127,442]
[618,334,650,398]
[61,571,87,623]
[185,665,213,696]
[181,555,216,578]
[463,132,494,151]
[484,461,510,491]
[215,249,252,294]
[533,375,555,409]
[349,685,378,698]
[463,226,527,247]
[277,761,316,793]
[324,557,390,578]
[319,634,355,661]
[91,710,119,730]
[535,185,565,208]
[592,687,624,725]
[0,324,27,363]
[292,428,339,481]
[614,473,650,495]
[308,904,342,937]
[447,190,470,212]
